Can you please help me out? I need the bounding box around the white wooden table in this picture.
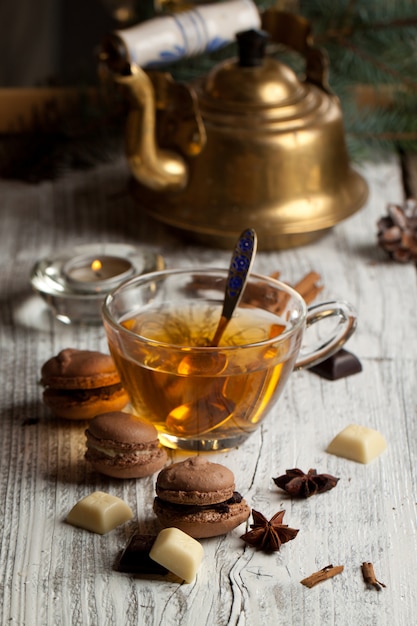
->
[1,153,416,625]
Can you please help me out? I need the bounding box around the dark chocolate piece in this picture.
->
[117,534,168,575]
[309,349,362,380]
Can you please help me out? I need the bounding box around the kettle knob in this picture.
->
[236,29,269,67]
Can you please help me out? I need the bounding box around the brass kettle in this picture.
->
[110,9,368,249]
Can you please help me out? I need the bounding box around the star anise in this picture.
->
[240,509,299,552]
[273,468,339,498]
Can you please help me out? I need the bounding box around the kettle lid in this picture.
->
[201,29,307,109]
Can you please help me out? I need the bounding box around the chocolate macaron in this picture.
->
[41,348,129,420]
[153,456,250,538]
[85,411,168,478]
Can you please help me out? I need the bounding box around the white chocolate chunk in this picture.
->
[149,527,204,583]
[327,424,387,464]
[66,491,133,534]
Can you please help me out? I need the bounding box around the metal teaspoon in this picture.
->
[166,228,257,436]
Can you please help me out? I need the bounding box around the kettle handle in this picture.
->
[116,66,206,192]
[261,9,332,94]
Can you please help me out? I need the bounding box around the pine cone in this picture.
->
[377,200,417,263]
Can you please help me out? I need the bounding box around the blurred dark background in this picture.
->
[0,0,157,87]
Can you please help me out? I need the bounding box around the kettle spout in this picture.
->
[117,65,189,192]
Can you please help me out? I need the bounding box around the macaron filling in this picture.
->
[43,382,125,403]
[155,485,234,506]
[86,431,165,464]
[154,491,244,515]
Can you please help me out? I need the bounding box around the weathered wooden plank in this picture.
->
[1,154,416,625]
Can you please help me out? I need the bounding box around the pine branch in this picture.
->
[294,0,417,154]
[332,36,417,90]
[358,16,417,30]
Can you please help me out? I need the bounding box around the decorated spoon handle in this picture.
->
[210,228,257,346]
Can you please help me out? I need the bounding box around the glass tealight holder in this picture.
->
[30,243,165,324]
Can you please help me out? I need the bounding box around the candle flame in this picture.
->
[91,259,102,273]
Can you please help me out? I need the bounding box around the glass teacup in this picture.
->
[102,268,356,451]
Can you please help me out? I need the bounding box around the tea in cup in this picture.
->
[102,268,356,451]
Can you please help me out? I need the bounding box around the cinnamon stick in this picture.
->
[292,271,323,305]
[187,270,323,313]
[270,270,323,314]
[300,564,344,588]
[361,562,386,591]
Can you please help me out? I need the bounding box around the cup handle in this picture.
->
[294,300,357,370]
